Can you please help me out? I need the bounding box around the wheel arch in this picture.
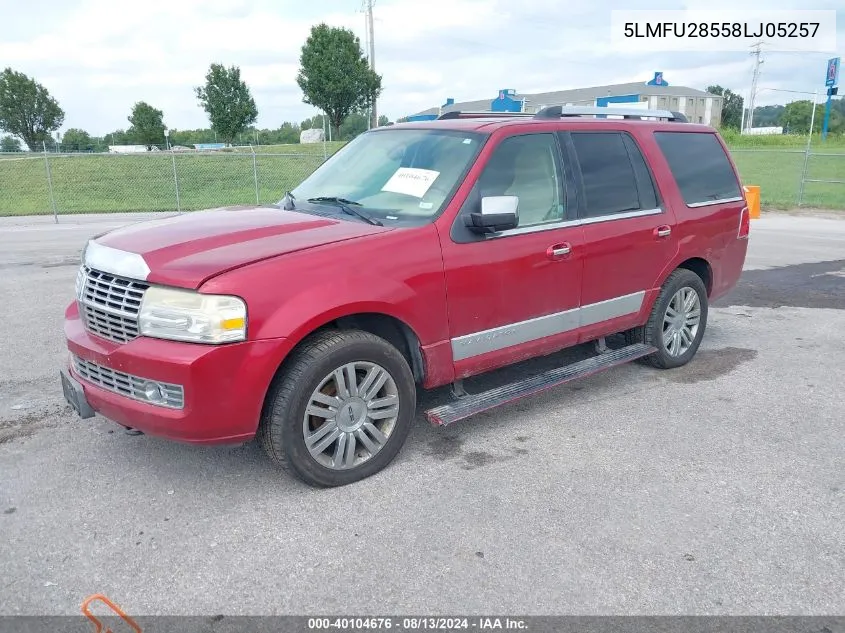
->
[675,257,713,297]
[642,256,714,323]
[264,309,426,400]
[330,313,426,385]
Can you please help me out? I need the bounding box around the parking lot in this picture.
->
[1,210,843,615]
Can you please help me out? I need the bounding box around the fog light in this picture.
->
[143,381,166,403]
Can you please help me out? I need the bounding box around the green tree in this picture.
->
[752,104,785,127]
[296,23,382,137]
[777,100,844,134]
[62,128,92,151]
[707,85,743,129]
[105,129,129,147]
[1,134,21,152]
[195,64,258,146]
[168,128,214,147]
[824,102,845,135]
[127,102,166,149]
[0,68,65,151]
[41,134,58,151]
[301,115,328,131]
[338,112,368,140]
[274,122,301,144]
[377,114,389,127]
[779,100,813,133]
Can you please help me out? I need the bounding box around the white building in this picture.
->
[407,72,724,127]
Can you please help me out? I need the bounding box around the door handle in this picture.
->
[547,243,571,258]
[655,225,672,238]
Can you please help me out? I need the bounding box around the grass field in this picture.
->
[718,129,845,149]
[730,149,845,209]
[1,140,843,216]
[0,151,328,215]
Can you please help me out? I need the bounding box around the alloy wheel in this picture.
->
[662,286,701,357]
[302,361,400,470]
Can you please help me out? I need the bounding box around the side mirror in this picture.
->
[466,195,519,233]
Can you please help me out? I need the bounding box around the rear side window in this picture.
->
[570,132,657,218]
[654,132,742,206]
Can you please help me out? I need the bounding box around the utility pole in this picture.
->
[367,0,377,129]
[747,40,764,131]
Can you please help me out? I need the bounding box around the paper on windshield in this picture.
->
[381,168,440,198]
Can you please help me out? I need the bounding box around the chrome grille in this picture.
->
[77,265,149,344]
[72,355,184,409]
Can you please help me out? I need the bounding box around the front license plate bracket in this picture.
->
[60,369,96,419]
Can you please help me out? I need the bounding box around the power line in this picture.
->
[759,88,820,96]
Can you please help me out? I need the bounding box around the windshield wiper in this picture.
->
[306,196,383,226]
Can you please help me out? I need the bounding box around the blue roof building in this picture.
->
[404,74,724,126]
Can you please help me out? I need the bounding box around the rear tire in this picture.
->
[258,329,417,487]
[626,268,708,369]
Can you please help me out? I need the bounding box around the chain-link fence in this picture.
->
[0,149,330,219]
[729,147,845,210]
[1,143,843,219]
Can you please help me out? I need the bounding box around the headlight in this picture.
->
[139,286,247,344]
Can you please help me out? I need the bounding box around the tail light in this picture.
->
[737,206,750,240]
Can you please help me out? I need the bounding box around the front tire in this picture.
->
[627,268,708,369]
[258,329,417,487]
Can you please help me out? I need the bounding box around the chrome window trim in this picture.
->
[84,241,151,281]
[481,207,664,239]
[580,207,663,225]
[486,218,581,238]
[686,196,745,208]
[451,290,646,361]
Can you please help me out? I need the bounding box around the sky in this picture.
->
[0,0,842,136]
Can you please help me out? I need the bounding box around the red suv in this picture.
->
[61,106,750,487]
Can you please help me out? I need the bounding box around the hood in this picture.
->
[88,205,391,288]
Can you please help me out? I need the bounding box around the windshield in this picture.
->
[288,128,485,222]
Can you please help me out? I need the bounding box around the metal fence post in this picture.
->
[797,91,818,207]
[252,146,259,204]
[171,150,182,213]
[797,145,810,207]
[43,141,58,223]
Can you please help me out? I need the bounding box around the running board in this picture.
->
[424,343,657,427]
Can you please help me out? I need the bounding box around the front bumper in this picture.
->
[63,302,292,444]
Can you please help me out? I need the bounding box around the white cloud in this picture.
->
[0,0,842,135]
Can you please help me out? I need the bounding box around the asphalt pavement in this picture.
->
[0,211,843,616]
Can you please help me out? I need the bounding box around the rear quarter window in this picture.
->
[654,132,743,206]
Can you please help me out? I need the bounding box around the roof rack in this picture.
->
[533,105,688,122]
[437,111,535,120]
[436,107,690,123]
